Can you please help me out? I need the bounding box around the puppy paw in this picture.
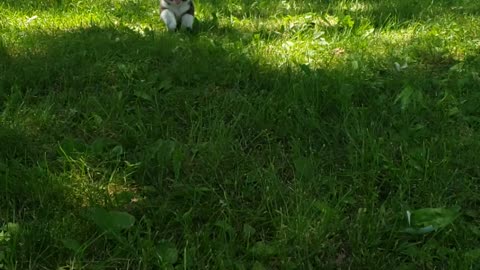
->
[167,22,177,31]
[181,14,194,30]
[161,10,177,31]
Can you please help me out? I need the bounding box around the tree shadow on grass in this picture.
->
[2,22,480,268]
[1,24,353,183]
[0,124,83,268]
[2,26,259,95]
[0,25,351,268]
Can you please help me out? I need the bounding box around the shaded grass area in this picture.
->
[1,0,480,269]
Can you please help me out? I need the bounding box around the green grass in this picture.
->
[1,0,480,269]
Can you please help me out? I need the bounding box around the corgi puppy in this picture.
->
[160,0,195,31]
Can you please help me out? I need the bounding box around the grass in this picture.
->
[1,0,480,269]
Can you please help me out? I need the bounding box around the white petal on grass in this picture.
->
[418,225,435,234]
[394,62,401,71]
[26,15,38,24]
[394,62,408,72]
[318,37,329,46]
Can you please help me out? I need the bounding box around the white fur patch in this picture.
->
[160,9,177,31]
[181,14,194,29]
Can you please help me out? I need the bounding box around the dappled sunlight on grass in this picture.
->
[61,165,143,210]
[0,9,156,44]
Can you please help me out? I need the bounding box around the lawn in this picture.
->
[1,0,480,269]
